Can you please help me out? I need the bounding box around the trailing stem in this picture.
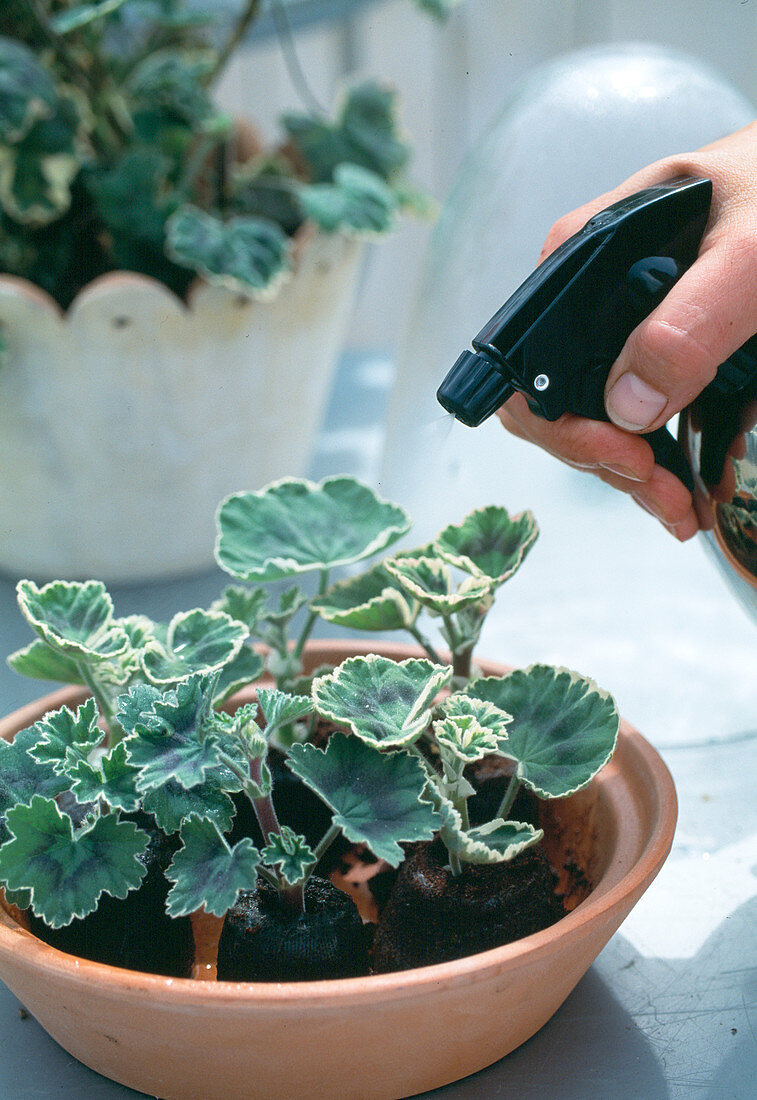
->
[496,774,521,821]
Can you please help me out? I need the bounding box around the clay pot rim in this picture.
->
[0,639,677,1007]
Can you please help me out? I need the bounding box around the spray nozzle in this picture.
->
[436,350,515,427]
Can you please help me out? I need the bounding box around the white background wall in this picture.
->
[216,0,757,353]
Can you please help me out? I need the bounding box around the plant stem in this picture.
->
[407,624,443,666]
[496,774,521,821]
[76,663,117,744]
[293,568,329,661]
[206,0,263,85]
[448,850,463,876]
[312,821,341,865]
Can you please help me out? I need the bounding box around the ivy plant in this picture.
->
[0,0,453,309]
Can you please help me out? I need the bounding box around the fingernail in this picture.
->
[631,493,666,521]
[606,373,667,431]
[599,462,646,482]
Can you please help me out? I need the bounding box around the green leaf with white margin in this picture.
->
[122,675,222,792]
[258,586,309,628]
[437,797,542,866]
[140,608,248,684]
[464,664,620,798]
[300,162,398,237]
[312,655,452,748]
[28,697,103,775]
[0,38,57,144]
[212,646,265,706]
[16,579,130,664]
[165,815,260,917]
[260,826,316,885]
[211,585,268,632]
[435,694,512,762]
[287,733,440,866]
[165,205,291,300]
[384,555,492,615]
[68,742,141,812]
[0,728,67,843]
[310,562,418,631]
[143,779,236,836]
[434,506,538,587]
[0,796,149,928]
[256,688,312,741]
[6,640,85,686]
[215,476,410,582]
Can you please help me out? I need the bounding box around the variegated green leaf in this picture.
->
[212,646,265,706]
[312,655,451,748]
[310,562,418,631]
[0,797,149,928]
[143,779,236,836]
[287,733,440,866]
[7,640,85,686]
[215,476,410,582]
[434,506,538,586]
[259,586,309,628]
[256,688,312,739]
[0,39,56,144]
[28,697,103,775]
[300,163,398,236]
[16,579,130,664]
[68,742,141,812]
[165,205,291,299]
[433,714,499,764]
[140,608,248,684]
[211,585,268,631]
[464,665,620,798]
[165,815,259,917]
[438,798,542,865]
[384,555,492,614]
[122,675,222,792]
[0,728,67,842]
[260,826,316,885]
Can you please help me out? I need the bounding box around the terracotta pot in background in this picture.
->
[0,235,363,584]
[0,641,677,1100]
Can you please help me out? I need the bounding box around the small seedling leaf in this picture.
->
[0,797,149,928]
[165,815,259,917]
[438,798,542,865]
[312,655,451,747]
[260,826,316,885]
[310,563,418,631]
[215,476,410,581]
[211,585,268,632]
[464,664,619,797]
[288,733,440,866]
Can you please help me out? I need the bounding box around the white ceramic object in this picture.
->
[0,232,363,583]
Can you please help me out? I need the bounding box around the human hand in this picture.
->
[496,121,757,540]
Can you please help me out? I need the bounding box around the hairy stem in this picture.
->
[76,663,117,744]
[407,623,444,666]
[293,569,329,661]
[312,821,341,865]
[496,774,521,821]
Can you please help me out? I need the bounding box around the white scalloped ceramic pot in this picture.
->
[0,233,363,583]
[0,641,677,1100]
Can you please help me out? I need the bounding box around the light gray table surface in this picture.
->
[0,352,755,1098]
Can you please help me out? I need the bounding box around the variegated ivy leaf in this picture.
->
[28,697,103,775]
[122,674,222,793]
[260,826,316,885]
[140,608,248,685]
[300,163,398,237]
[213,646,265,706]
[165,205,291,299]
[0,796,149,928]
[211,585,268,632]
[288,733,440,866]
[216,476,410,582]
[165,815,260,917]
[16,579,130,665]
[143,779,236,836]
[464,665,620,798]
[434,506,538,587]
[438,798,542,865]
[310,562,418,631]
[0,38,57,144]
[384,555,492,615]
[312,655,451,748]
[256,688,312,740]
[0,728,67,842]
[68,742,141,812]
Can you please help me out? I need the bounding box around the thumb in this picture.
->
[604,234,757,432]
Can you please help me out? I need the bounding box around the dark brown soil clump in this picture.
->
[371,839,565,973]
[216,875,369,982]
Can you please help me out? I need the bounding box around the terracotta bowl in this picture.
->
[0,641,677,1100]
